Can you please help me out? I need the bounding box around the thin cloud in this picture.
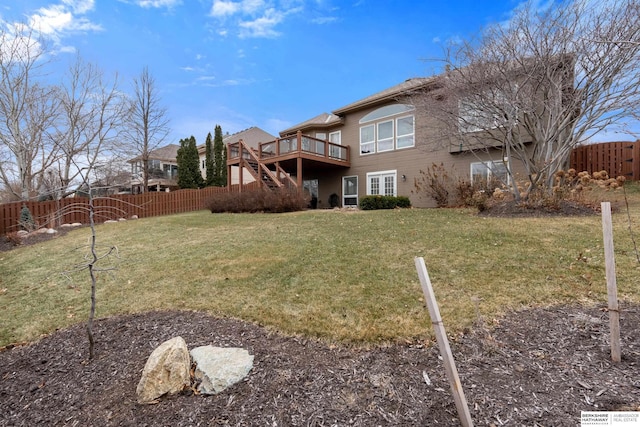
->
[62,0,96,15]
[211,0,266,17]
[29,4,102,36]
[239,8,285,38]
[135,0,183,8]
[209,1,304,38]
[311,16,338,24]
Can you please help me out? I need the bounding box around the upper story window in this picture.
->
[458,89,517,133]
[359,104,414,155]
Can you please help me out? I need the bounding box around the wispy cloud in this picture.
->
[239,8,285,38]
[209,0,305,39]
[28,3,101,37]
[131,0,183,8]
[311,16,338,24]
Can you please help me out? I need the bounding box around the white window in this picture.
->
[329,131,342,159]
[366,170,396,196]
[377,120,394,152]
[470,161,509,185]
[359,104,415,155]
[315,132,326,140]
[396,115,414,149]
[342,175,358,206]
[458,90,516,133]
[360,125,375,154]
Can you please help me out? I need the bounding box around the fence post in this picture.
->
[414,257,474,427]
[601,202,621,363]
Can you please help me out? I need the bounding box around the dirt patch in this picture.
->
[0,227,79,253]
[478,199,600,217]
[1,305,639,426]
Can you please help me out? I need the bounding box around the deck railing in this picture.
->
[228,131,349,164]
[259,132,349,163]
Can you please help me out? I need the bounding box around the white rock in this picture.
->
[130,215,139,220]
[104,220,118,224]
[190,346,254,395]
[46,228,57,234]
[136,336,191,404]
[118,218,126,222]
[16,230,28,237]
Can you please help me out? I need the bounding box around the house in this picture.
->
[198,127,276,185]
[228,76,526,208]
[128,144,180,193]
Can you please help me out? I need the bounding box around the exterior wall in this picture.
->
[299,101,529,208]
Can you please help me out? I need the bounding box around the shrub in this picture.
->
[413,163,453,207]
[19,205,36,231]
[359,195,412,210]
[206,187,309,213]
[5,232,22,246]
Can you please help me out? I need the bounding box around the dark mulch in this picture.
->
[0,227,77,253]
[478,200,600,217]
[1,305,639,426]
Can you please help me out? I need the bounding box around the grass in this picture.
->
[1,183,640,347]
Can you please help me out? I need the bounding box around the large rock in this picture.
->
[190,346,254,395]
[136,336,191,404]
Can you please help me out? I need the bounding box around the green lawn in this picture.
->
[1,185,639,347]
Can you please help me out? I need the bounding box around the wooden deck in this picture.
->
[227,131,350,191]
[228,131,350,167]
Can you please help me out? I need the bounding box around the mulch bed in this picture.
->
[1,305,639,426]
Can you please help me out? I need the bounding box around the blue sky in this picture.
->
[1,0,523,145]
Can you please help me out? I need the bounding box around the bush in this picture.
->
[359,195,412,210]
[19,205,35,231]
[206,187,310,213]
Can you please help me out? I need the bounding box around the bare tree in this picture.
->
[0,24,59,200]
[416,0,640,199]
[122,66,170,193]
[53,53,127,199]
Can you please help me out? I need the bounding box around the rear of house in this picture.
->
[270,77,523,208]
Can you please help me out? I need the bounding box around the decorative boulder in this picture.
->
[136,336,191,404]
[190,346,254,395]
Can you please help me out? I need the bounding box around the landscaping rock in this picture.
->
[16,230,28,237]
[45,228,57,234]
[136,336,191,404]
[190,346,254,395]
[131,215,139,219]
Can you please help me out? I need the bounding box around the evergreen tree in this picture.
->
[204,132,215,186]
[213,125,225,186]
[176,136,204,189]
[221,146,227,186]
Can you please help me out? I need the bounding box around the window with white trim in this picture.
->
[329,131,342,158]
[360,125,375,154]
[470,161,509,184]
[366,170,397,196]
[458,90,517,133]
[359,104,415,155]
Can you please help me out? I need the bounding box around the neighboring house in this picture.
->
[228,77,526,208]
[198,127,276,185]
[128,144,180,193]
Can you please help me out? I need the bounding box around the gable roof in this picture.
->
[279,113,343,136]
[332,77,436,115]
[223,126,276,149]
[197,127,277,153]
[128,144,180,163]
[279,77,438,136]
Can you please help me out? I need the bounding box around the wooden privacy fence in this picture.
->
[571,141,640,180]
[0,182,260,235]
